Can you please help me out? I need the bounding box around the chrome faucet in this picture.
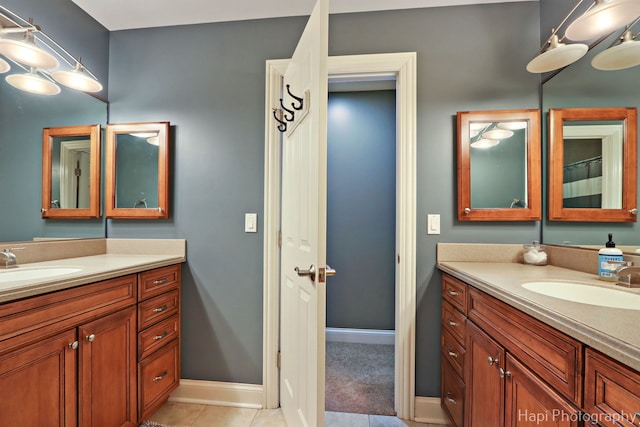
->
[612,261,640,288]
[0,249,18,269]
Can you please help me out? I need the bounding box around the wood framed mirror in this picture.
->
[105,122,170,219]
[548,107,637,222]
[457,109,541,221]
[41,124,101,219]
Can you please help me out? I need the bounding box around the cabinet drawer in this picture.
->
[468,287,582,405]
[139,339,180,420]
[442,301,466,346]
[138,264,181,301]
[442,274,468,315]
[138,289,179,331]
[442,359,465,427]
[442,329,465,378]
[584,348,640,427]
[138,314,179,360]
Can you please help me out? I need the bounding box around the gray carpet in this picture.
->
[325,341,395,416]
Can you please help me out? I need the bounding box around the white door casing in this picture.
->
[278,0,329,426]
[263,52,417,419]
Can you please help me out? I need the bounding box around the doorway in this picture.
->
[263,52,417,420]
[325,88,396,416]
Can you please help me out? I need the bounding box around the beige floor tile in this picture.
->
[325,411,369,427]
[192,405,259,427]
[147,401,207,425]
[251,408,288,426]
[369,415,438,427]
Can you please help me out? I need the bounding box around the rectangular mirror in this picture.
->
[105,122,170,219]
[41,124,101,219]
[548,107,637,222]
[457,109,542,221]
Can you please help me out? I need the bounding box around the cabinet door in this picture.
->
[0,329,77,427]
[465,321,504,427]
[79,306,137,427]
[504,354,580,427]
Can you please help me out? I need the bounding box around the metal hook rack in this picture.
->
[273,84,305,133]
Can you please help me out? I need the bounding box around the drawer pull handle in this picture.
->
[153,305,168,313]
[446,289,459,296]
[446,318,458,327]
[499,368,511,378]
[153,278,170,285]
[86,334,96,342]
[488,356,499,366]
[634,412,640,426]
[447,349,458,358]
[153,331,169,341]
[445,392,457,405]
[153,371,169,382]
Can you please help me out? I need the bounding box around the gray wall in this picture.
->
[326,91,396,331]
[107,2,542,396]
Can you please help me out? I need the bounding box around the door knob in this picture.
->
[295,265,316,282]
[325,265,336,276]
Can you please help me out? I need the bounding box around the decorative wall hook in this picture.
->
[279,98,295,122]
[273,108,287,132]
[287,84,304,111]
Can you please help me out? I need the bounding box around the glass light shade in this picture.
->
[0,33,59,69]
[592,30,640,70]
[565,0,640,41]
[526,35,588,73]
[51,64,102,92]
[146,136,160,145]
[497,121,527,130]
[0,57,9,73]
[482,128,514,140]
[470,139,499,149]
[6,70,60,95]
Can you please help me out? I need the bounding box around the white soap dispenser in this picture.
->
[598,233,623,281]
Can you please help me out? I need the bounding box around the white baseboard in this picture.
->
[414,396,449,425]
[169,379,263,409]
[326,327,395,345]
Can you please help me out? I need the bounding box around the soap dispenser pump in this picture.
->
[598,233,623,281]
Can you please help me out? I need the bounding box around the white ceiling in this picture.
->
[71,0,529,31]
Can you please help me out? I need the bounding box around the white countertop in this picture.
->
[439,261,640,372]
[0,253,184,303]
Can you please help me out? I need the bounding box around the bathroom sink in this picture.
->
[0,267,82,283]
[522,281,640,309]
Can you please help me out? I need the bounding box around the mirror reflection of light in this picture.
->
[497,121,527,130]
[470,139,499,149]
[482,128,514,140]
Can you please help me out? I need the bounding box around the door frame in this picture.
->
[263,52,417,420]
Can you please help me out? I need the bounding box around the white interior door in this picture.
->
[279,0,328,426]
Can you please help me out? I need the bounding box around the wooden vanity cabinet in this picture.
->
[0,263,182,427]
[137,264,181,421]
[441,273,583,427]
[584,348,640,427]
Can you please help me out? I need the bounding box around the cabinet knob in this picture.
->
[487,356,499,366]
[445,392,457,405]
[68,341,79,350]
[464,208,471,214]
[153,331,169,341]
[447,349,458,358]
[446,289,459,297]
[499,368,511,378]
[446,318,458,327]
[630,208,638,215]
[153,371,169,382]
[86,334,96,342]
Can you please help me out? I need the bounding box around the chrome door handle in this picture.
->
[295,265,316,282]
[325,265,336,277]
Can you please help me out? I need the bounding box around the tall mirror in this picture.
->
[105,122,170,219]
[41,125,101,219]
[548,107,637,222]
[457,109,542,221]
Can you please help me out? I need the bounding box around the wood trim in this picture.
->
[41,124,101,219]
[548,107,638,222]
[457,109,542,221]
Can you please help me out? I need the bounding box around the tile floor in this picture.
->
[146,402,445,426]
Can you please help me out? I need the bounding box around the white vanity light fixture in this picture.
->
[0,56,8,73]
[6,67,60,95]
[0,5,102,95]
[592,28,640,70]
[526,34,588,73]
[565,0,640,41]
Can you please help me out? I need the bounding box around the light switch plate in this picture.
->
[245,213,258,233]
[427,214,440,235]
